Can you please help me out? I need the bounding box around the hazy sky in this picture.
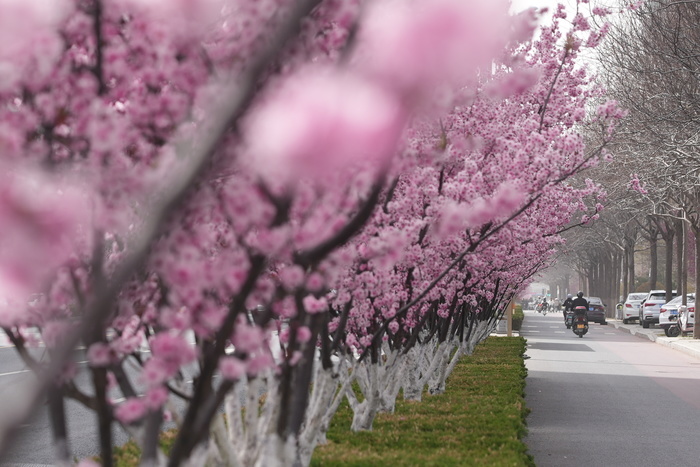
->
[511,0,578,20]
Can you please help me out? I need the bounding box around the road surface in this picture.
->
[523,310,700,466]
[0,342,132,465]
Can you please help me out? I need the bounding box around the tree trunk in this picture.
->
[693,229,700,339]
[612,251,621,315]
[622,247,629,298]
[350,364,380,431]
[682,222,688,299]
[650,235,658,289]
[628,240,636,293]
[665,234,674,300]
[255,435,295,467]
[675,219,684,302]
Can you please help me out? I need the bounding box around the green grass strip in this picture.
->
[311,337,533,467]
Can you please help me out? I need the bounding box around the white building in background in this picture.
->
[523,282,550,300]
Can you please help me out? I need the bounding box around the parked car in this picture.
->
[659,294,695,337]
[621,292,646,324]
[639,290,678,328]
[586,297,607,324]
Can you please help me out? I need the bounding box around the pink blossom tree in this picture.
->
[0,0,620,465]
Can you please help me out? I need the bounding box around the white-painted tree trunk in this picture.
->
[347,348,406,431]
[350,362,380,431]
[427,342,454,395]
[402,344,431,401]
[429,318,496,394]
[316,359,357,443]
[255,434,296,467]
[298,359,349,465]
[379,354,405,413]
[211,413,241,467]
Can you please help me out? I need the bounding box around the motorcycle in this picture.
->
[572,305,589,338]
[564,309,574,329]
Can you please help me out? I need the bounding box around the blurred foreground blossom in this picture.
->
[0,168,91,303]
[356,0,511,95]
[0,0,71,92]
[245,67,404,182]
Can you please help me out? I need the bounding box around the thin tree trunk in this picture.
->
[141,411,164,467]
[665,233,674,301]
[93,367,112,467]
[48,387,70,467]
[694,229,700,339]
[676,219,684,302]
[612,251,621,316]
[622,247,629,299]
[682,222,688,299]
[628,241,636,293]
[650,235,658,289]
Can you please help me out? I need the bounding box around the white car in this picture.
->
[640,290,677,328]
[621,292,646,324]
[659,294,695,337]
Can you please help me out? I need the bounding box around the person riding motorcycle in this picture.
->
[571,291,588,310]
[571,291,590,337]
[562,294,574,321]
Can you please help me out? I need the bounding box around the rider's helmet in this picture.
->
[577,291,584,298]
[567,294,573,299]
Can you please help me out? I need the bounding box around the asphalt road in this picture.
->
[523,310,700,467]
[0,344,132,465]
[0,333,203,466]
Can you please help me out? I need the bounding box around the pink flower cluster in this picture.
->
[142,333,196,387]
[246,68,404,183]
[628,174,648,195]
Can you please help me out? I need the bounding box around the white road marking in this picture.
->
[0,369,30,377]
[0,360,90,378]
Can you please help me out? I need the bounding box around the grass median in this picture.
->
[311,336,532,467]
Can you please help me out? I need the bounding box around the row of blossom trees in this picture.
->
[0,0,621,465]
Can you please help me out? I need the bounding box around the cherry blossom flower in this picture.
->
[219,356,246,380]
[144,386,169,410]
[303,295,328,314]
[87,343,113,367]
[114,398,147,424]
[245,67,404,182]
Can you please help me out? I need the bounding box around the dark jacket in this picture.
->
[563,297,574,311]
[571,296,589,311]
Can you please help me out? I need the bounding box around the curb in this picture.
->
[608,320,660,342]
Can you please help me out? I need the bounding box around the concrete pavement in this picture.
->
[608,318,700,360]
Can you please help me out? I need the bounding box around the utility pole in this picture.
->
[507,301,513,337]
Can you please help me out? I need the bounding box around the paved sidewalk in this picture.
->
[608,319,700,359]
